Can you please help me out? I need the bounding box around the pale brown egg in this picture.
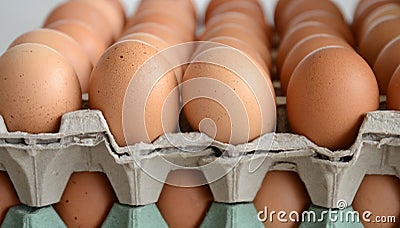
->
[54,172,117,228]
[206,0,263,22]
[280,34,351,95]
[201,24,271,62]
[182,46,276,144]
[89,40,179,146]
[287,47,379,150]
[205,12,271,45]
[373,36,400,94]
[10,29,92,93]
[126,10,194,42]
[72,0,125,41]
[283,10,354,46]
[138,0,196,22]
[46,20,107,66]
[122,23,184,46]
[0,172,20,225]
[387,66,400,110]
[0,43,82,133]
[254,171,311,228]
[353,175,400,228]
[157,170,214,228]
[108,0,126,21]
[43,1,113,45]
[359,17,400,65]
[276,22,343,75]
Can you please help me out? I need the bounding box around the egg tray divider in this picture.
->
[0,104,399,209]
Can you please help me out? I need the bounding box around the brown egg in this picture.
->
[206,0,263,22]
[182,46,276,144]
[283,10,354,46]
[274,0,292,33]
[43,1,113,45]
[254,171,311,228]
[0,43,81,133]
[89,40,179,146]
[205,12,271,44]
[72,0,125,41]
[46,20,107,66]
[276,22,343,75]
[353,175,400,228]
[287,47,379,150]
[357,3,400,43]
[201,24,271,62]
[359,17,400,65]
[276,0,344,36]
[206,1,266,26]
[54,172,117,228]
[373,36,400,94]
[0,172,20,225]
[10,29,92,93]
[280,34,351,95]
[138,0,196,22]
[157,170,214,228]
[126,10,194,42]
[353,0,399,36]
[122,23,184,45]
[108,0,126,21]
[208,36,271,75]
[387,66,400,110]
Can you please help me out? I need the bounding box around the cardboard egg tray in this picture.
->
[0,93,399,210]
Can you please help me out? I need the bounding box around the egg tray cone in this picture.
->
[0,97,399,209]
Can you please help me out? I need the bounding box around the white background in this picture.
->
[0,0,359,54]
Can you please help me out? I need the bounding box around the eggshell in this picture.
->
[276,0,344,36]
[274,0,292,33]
[206,0,263,22]
[138,0,196,22]
[387,66,400,110]
[46,20,107,66]
[254,171,311,228]
[359,17,400,65]
[54,172,117,228]
[0,172,20,225]
[43,1,113,45]
[126,10,194,42]
[353,175,400,228]
[356,3,400,42]
[89,40,179,146]
[201,24,271,61]
[72,0,125,41]
[0,43,82,133]
[283,10,354,46]
[206,1,266,26]
[108,0,126,21]
[122,23,184,45]
[287,47,379,150]
[276,22,343,75]
[10,29,92,93]
[205,12,270,44]
[280,34,351,95]
[208,36,271,75]
[373,36,400,94]
[156,170,213,228]
[182,46,276,144]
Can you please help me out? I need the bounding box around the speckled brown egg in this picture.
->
[387,66,400,110]
[122,23,184,46]
[254,171,311,228]
[373,36,400,94]
[353,175,400,228]
[0,172,20,225]
[43,1,113,45]
[359,17,400,65]
[280,34,351,95]
[0,43,82,133]
[89,40,179,146]
[9,29,92,93]
[157,170,214,228]
[54,172,117,228]
[46,20,107,66]
[287,47,379,150]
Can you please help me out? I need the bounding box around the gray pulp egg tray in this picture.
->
[0,97,399,209]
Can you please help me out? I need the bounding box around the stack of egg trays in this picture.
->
[0,97,399,219]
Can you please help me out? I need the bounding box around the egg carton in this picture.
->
[0,95,399,209]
